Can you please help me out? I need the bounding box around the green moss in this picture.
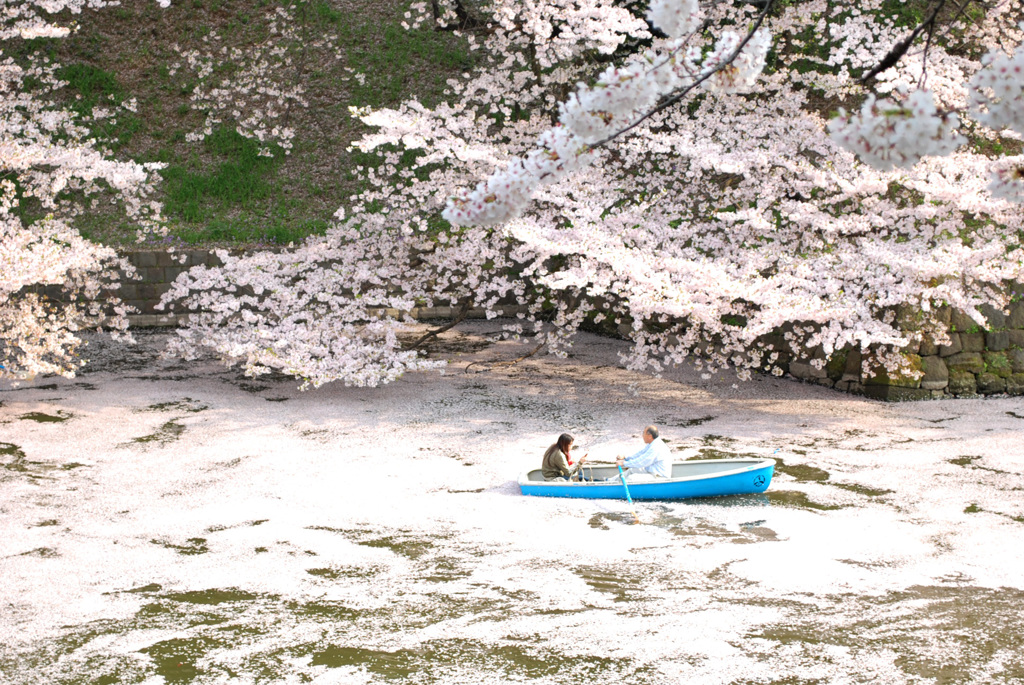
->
[774,459,830,482]
[141,636,222,683]
[19,410,71,423]
[766,490,844,511]
[865,353,922,388]
[982,352,1012,378]
[825,349,848,381]
[1,442,27,459]
[151,537,209,556]
[131,420,186,446]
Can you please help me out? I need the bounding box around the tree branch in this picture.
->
[410,298,473,348]
[464,342,544,373]
[586,0,777,152]
[860,0,949,85]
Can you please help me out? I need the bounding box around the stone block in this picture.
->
[865,353,922,388]
[982,351,1012,378]
[918,337,939,356]
[790,360,827,380]
[947,370,977,396]
[788,361,811,380]
[1005,373,1024,396]
[960,332,986,352]
[977,373,1006,395]
[133,251,157,268]
[894,304,924,331]
[155,251,176,267]
[841,348,863,382]
[919,356,948,390]
[951,308,981,332]
[165,266,186,282]
[861,384,933,401]
[1010,349,1024,374]
[142,266,164,283]
[1008,302,1024,329]
[945,352,984,374]
[932,306,952,326]
[1009,330,1024,349]
[938,332,962,356]
[986,330,1010,351]
[978,303,1007,329]
[416,307,452,319]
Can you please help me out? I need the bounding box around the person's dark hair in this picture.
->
[557,433,574,454]
[644,425,659,439]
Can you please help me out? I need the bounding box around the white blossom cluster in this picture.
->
[827,90,966,171]
[442,127,598,227]
[969,24,1024,137]
[647,0,701,39]
[443,2,772,228]
[700,30,773,94]
[159,222,448,388]
[1,1,167,378]
[988,159,1024,202]
[4,0,1007,387]
[156,0,1024,388]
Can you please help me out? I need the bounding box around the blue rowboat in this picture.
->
[518,458,775,500]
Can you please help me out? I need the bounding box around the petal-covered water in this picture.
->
[1,325,1022,683]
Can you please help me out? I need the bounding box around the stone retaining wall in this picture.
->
[786,304,1024,399]
[119,250,224,326]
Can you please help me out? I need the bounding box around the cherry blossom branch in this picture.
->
[860,0,951,85]
[587,0,777,150]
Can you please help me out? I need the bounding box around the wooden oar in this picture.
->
[616,463,641,524]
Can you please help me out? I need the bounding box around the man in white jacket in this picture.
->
[616,425,671,480]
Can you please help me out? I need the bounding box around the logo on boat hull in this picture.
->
[753,475,766,487]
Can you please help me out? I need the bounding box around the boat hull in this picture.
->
[518,458,775,500]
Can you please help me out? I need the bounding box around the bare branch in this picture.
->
[861,0,949,85]
[464,342,544,373]
[410,298,473,348]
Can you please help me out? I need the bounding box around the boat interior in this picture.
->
[523,458,772,482]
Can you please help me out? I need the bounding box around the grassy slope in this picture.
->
[47,0,472,247]
[38,0,1021,248]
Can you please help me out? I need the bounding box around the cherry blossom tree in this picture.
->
[153,0,1024,387]
[1,1,165,380]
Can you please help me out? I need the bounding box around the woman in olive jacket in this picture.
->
[541,433,588,480]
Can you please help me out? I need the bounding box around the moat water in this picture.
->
[2,326,1022,683]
